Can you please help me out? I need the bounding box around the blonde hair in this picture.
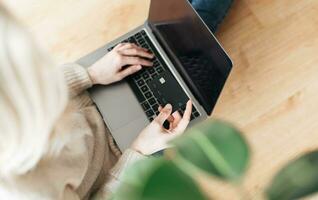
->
[0,6,68,177]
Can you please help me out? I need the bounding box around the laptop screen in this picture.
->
[148,0,232,115]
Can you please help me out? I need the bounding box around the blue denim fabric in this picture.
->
[189,0,233,33]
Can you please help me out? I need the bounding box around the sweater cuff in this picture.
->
[110,149,146,180]
[62,63,93,97]
[95,149,146,198]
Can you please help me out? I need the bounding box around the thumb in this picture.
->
[154,104,172,126]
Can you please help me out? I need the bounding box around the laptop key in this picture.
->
[134,74,141,80]
[143,73,150,79]
[149,68,155,74]
[141,102,150,110]
[128,37,137,44]
[137,38,144,44]
[156,67,164,73]
[149,98,156,105]
[136,33,142,39]
[154,66,162,71]
[146,110,155,117]
[141,85,148,93]
[152,104,159,111]
[137,79,145,86]
[137,36,144,42]
[136,36,142,41]
[153,60,160,67]
[151,73,158,78]
[145,92,152,99]
[141,43,149,49]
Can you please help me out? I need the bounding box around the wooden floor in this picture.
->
[214,0,318,198]
[3,0,318,199]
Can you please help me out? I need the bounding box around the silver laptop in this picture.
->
[77,0,233,151]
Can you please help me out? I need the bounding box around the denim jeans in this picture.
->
[189,0,233,33]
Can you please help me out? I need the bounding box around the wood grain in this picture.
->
[2,0,318,198]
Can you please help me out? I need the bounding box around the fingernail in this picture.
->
[166,104,172,109]
[137,65,142,70]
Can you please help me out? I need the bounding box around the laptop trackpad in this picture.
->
[89,81,145,130]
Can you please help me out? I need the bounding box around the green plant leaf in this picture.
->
[114,157,207,200]
[170,120,250,181]
[266,151,318,200]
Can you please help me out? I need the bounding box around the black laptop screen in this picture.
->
[148,0,232,114]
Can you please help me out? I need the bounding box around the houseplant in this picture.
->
[112,120,318,200]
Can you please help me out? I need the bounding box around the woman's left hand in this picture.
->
[131,101,193,155]
[87,43,154,85]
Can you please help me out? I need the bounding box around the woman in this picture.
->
[0,6,193,200]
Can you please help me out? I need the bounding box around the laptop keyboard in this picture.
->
[108,30,200,122]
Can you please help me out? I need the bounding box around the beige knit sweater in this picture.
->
[0,63,146,200]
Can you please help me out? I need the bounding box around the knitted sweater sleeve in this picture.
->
[61,63,93,98]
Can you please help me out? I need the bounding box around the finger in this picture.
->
[174,100,192,133]
[120,48,154,59]
[126,43,152,54]
[117,65,142,80]
[159,105,174,123]
[167,115,174,123]
[121,56,153,67]
[114,43,151,56]
[117,43,146,52]
[169,111,182,129]
[182,100,192,121]
[115,43,134,51]
[113,43,126,50]
[154,104,172,126]
[172,111,182,125]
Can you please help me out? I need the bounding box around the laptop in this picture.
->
[77,0,233,151]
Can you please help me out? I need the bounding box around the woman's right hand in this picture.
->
[131,101,193,155]
[87,43,154,85]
